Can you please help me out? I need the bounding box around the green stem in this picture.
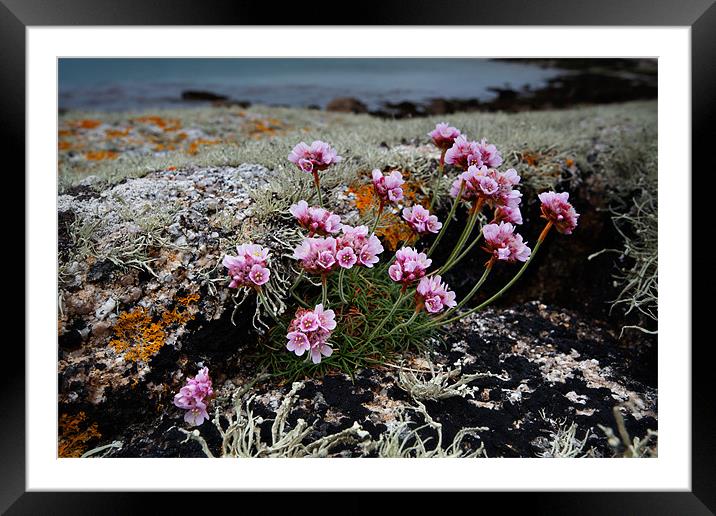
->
[321,274,328,307]
[424,261,493,328]
[427,181,464,257]
[313,171,323,208]
[365,291,410,344]
[436,202,481,274]
[292,290,310,308]
[431,222,553,327]
[387,309,419,336]
[429,148,447,211]
[338,268,347,303]
[439,230,483,276]
[371,202,385,235]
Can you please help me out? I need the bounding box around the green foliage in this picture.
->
[258,266,436,380]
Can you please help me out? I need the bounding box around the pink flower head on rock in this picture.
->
[292,236,338,274]
[416,275,457,314]
[337,224,384,268]
[290,200,342,236]
[402,205,442,235]
[482,222,531,263]
[450,165,522,210]
[222,243,271,289]
[388,247,432,286]
[538,191,580,235]
[371,169,405,204]
[428,122,461,150]
[286,304,335,364]
[174,366,214,427]
[288,140,342,173]
[444,135,481,170]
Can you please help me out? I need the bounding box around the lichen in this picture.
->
[58,411,101,458]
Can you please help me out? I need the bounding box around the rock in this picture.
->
[325,97,368,114]
[95,298,116,320]
[181,90,229,102]
[91,320,113,339]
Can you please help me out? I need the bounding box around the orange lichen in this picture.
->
[58,412,101,458]
[109,308,166,363]
[105,128,131,139]
[110,294,199,363]
[376,212,417,251]
[161,293,200,326]
[565,158,575,168]
[58,141,73,150]
[73,119,102,130]
[186,138,220,155]
[134,115,182,132]
[247,117,286,139]
[85,150,119,161]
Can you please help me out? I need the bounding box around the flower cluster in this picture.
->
[290,200,342,236]
[288,140,342,173]
[402,205,442,235]
[493,205,524,225]
[293,225,384,274]
[482,222,531,263]
[286,304,336,364]
[371,169,405,204]
[428,123,461,150]
[538,191,580,235]
[416,275,457,313]
[389,247,432,286]
[222,243,271,288]
[174,367,213,426]
[450,165,522,210]
[445,135,503,171]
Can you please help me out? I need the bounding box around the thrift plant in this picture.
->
[177,120,580,403]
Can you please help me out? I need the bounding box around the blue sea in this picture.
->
[58,58,564,112]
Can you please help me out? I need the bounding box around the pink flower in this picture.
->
[337,224,384,268]
[388,247,432,286]
[290,200,342,236]
[493,205,523,225]
[288,140,342,173]
[450,165,522,210]
[474,138,503,169]
[428,123,461,150]
[222,243,271,289]
[286,304,335,364]
[371,169,405,204]
[336,247,357,269]
[416,275,457,314]
[174,366,214,426]
[293,237,339,274]
[538,191,580,234]
[482,222,531,263]
[444,135,481,170]
[402,205,442,235]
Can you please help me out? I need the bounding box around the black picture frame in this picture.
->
[7,0,711,513]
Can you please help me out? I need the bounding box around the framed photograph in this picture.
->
[10,0,711,512]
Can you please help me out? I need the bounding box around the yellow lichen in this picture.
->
[85,150,119,161]
[58,411,101,458]
[109,308,166,363]
[110,294,199,363]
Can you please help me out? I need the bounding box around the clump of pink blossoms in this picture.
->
[538,191,580,235]
[445,136,503,171]
[286,304,336,364]
[416,275,457,314]
[290,200,342,236]
[174,367,213,426]
[402,205,442,235]
[493,205,524,225]
[388,247,432,287]
[450,165,522,210]
[482,222,531,263]
[222,243,271,288]
[293,225,384,274]
[288,140,342,173]
[371,169,405,204]
[428,122,461,150]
